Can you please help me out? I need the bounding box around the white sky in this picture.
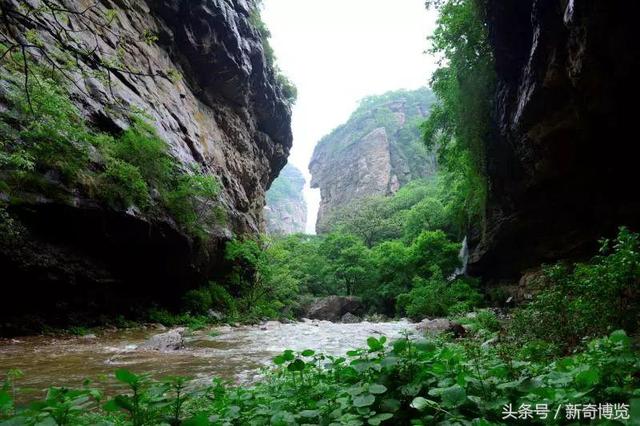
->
[261,0,439,233]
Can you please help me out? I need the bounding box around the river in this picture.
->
[0,319,417,399]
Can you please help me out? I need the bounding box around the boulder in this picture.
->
[416,319,466,338]
[139,328,186,351]
[341,312,361,323]
[304,296,363,322]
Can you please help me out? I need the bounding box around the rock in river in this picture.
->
[139,328,186,351]
[341,312,361,323]
[305,296,363,322]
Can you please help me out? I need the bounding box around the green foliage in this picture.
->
[326,177,464,246]
[3,331,639,425]
[98,158,150,209]
[4,70,91,183]
[262,228,467,318]
[397,272,482,319]
[0,52,223,238]
[146,309,211,332]
[0,205,22,244]
[511,227,640,354]
[165,172,222,235]
[409,230,460,277]
[182,282,236,316]
[423,0,495,227]
[223,237,301,321]
[318,232,374,296]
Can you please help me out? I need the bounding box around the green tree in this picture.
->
[319,233,374,296]
[403,197,448,242]
[410,230,461,279]
[369,241,414,314]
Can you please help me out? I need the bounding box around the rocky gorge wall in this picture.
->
[0,0,292,328]
[309,89,437,233]
[265,164,307,234]
[468,0,640,280]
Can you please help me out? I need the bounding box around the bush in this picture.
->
[182,282,236,316]
[107,118,173,189]
[165,172,221,234]
[182,288,213,315]
[510,227,640,353]
[97,158,150,209]
[397,271,482,320]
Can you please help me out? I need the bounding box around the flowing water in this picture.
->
[0,320,417,400]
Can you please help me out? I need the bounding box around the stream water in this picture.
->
[0,320,417,399]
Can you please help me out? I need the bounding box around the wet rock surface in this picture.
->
[139,328,186,351]
[470,1,640,280]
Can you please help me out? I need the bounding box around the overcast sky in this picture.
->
[261,0,439,233]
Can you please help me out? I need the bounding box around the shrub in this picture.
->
[97,158,150,209]
[511,227,640,352]
[182,288,213,315]
[397,271,481,320]
[182,282,237,316]
[108,118,173,189]
[164,172,221,233]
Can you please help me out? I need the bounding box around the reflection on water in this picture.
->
[0,320,417,399]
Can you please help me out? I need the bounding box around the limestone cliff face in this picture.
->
[0,0,292,326]
[469,0,640,279]
[309,89,436,233]
[265,164,307,235]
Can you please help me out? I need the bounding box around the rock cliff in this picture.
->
[309,88,437,233]
[0,0,292,328]
[468,0,640,280]
[265,164,307,234]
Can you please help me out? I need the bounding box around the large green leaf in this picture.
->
[368,384,387,395]
[353,394,376,407]
[441,385,466,408]
[0,389,12,413]
[287,359,306,372]
[575,368,600,389]
[367,337,383,351]
[368,413,393,425]
[114,369,138,386]
[410,397,437,411]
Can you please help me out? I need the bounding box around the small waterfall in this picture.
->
[449,237,469,280]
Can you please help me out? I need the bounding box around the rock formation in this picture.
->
[265,164,307,234]
[469,1,640,280]
[309,88,437,233]
[0,0,292,328]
